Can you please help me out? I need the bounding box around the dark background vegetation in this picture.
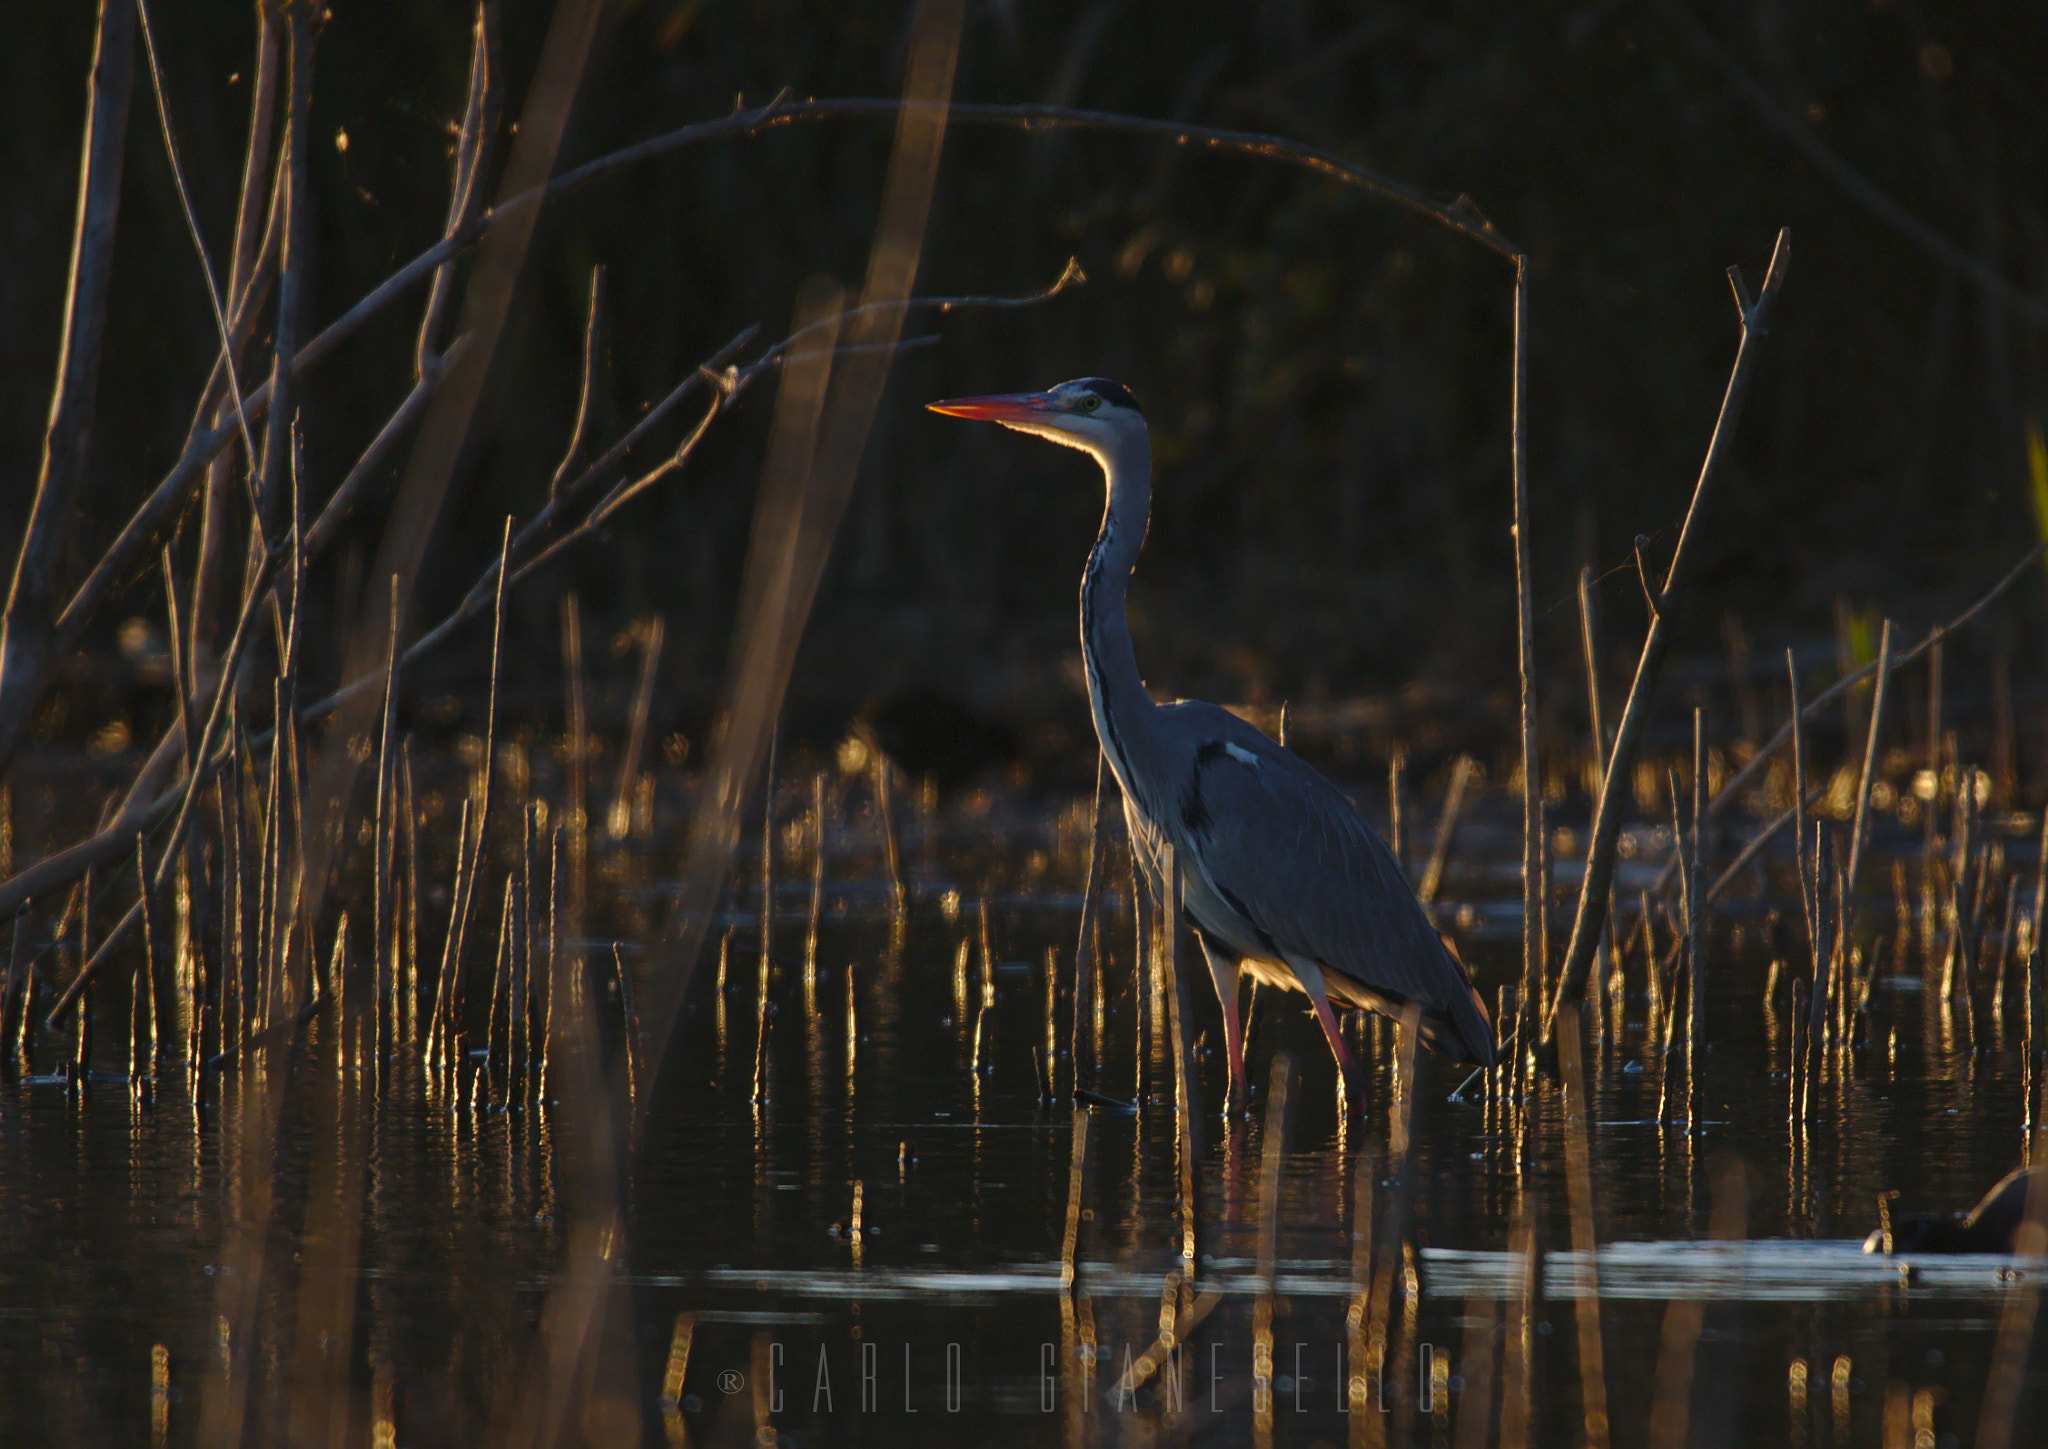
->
[4,1,2044,789]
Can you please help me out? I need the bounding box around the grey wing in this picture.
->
[1162,703,1495,1064]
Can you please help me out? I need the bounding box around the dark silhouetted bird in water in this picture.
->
[1864,1165,2046,1255]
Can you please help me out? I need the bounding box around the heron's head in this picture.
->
[927,377,1145,458]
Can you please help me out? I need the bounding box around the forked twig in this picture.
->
[1547,229,1792,1040]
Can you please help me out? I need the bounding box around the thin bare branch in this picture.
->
[1546,228,1792,1041]
[0,0,138,774]
[135,0,256,477]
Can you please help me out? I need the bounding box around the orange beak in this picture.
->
[926,391,1059,422]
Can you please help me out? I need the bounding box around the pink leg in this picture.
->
[1199,941,1248,1109]
[1297,962,1368,1105]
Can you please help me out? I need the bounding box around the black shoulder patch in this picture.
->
[1076,378,1143,416]
[1195,740,1228,765]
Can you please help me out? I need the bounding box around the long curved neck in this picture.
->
[1078,430,1160,808]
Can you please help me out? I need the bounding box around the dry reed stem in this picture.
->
[1689,712,1706,1097]
[1511,259,1542,1072]
[135,0,257,477]
[373,576,401,1062]
[415,1,498,377]
[133,834,159,1086]
[1158,845,1203,1272]
[1579,564,1610,790]
[1069,755,1111,1099]
[608,618,662,838]
[1844,619,1895,911]
[1548,229,1793,1039]
[805,772,825,992]
[559,595,589,954]
[1416,754,1475,907]
[187,5,279,659]
[550,266,606,501]
[753,734,776,1104]
[158,549,196,782]
[0,0,137,775]
[874,751,907,917]
[1059,1106,1092,1293]
[1387,746,1408,875]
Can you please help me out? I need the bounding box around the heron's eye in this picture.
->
[1083,395,1100,412]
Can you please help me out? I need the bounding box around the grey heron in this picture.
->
[929,378,1497,1106]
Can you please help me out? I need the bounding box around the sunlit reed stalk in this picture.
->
[1579,564,1609,790]
[1059,1106,1091,1295]
[74,871,92,1088]
[134,833,160,1093]
[1788,974,1810,1136]
[400,741,419,1053]
[1387,745,1407,876]
[1688,712,1705,1114]
[558,594,588,941]
[754,734,776,1105]
[538,826,561,1104]
[659,1312,694,1443]
[608,616,662,839]
[1605,903,1627,1045]
[1157,845,1201,1273]
[6,901,33,1076]
[1844,620,1893,911]
[486,876,513,1104]
[1661,771,1690,1127]
[1416,754,1474,908]
[1536,801,1554,1014]
[872,750,907,920]
[612,943,639,1111]
[257,680,285,1033]
[221,706,244,1057]
[1070,756,1109,1098]
[1949,773,1979,1002]
[514,803,535,1100]
[1039,945,1058,1102]
[1638,893,1663,1046]
[428,797,476,1082]
[369,630,396,1066]
[805,772,825,994]
[1557,1003,1610,1449]
[2009,883,2031,1028]
[970,899,995,1081]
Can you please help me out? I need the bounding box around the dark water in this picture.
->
[1,814,2043,1446]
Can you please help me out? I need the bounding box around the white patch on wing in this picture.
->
[1222,742,1262,768]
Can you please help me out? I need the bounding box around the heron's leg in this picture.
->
[1293,960,1368,1103]
[1197,939,1248,1109]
